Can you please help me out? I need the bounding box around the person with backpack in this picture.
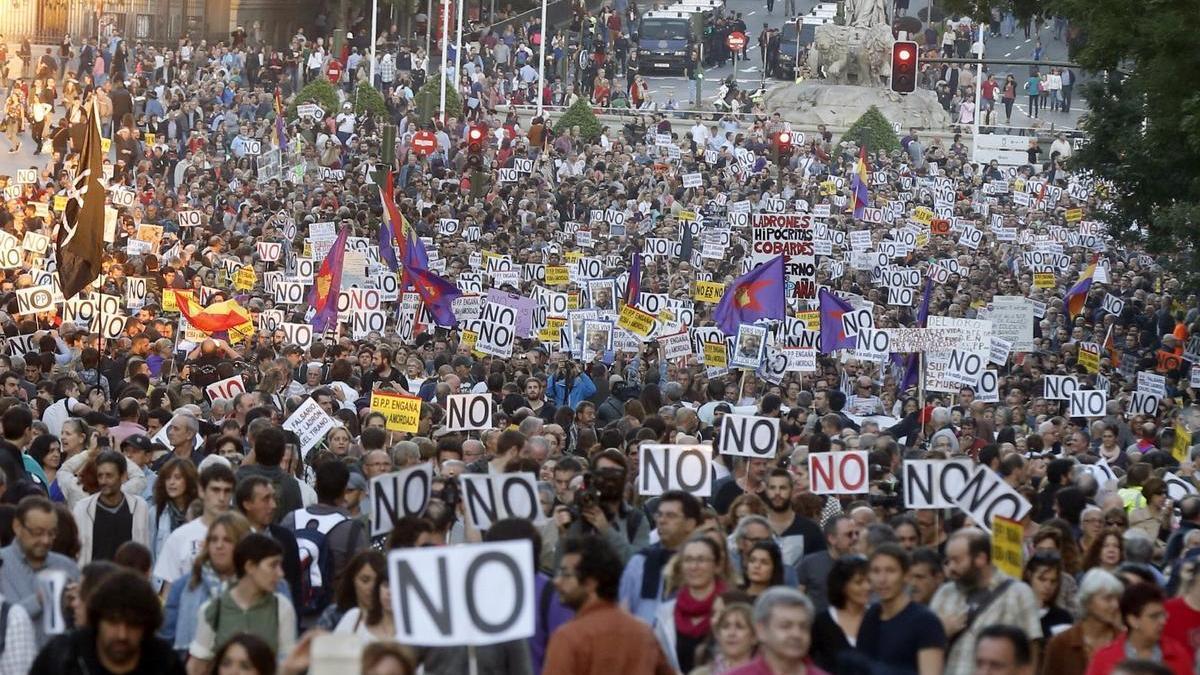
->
[186,533,297,675]
[281,459,368,623]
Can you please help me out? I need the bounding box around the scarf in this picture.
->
[674,579,727,639]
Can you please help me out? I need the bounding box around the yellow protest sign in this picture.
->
[144,132,156,146]
[916,231,930,248]
[1014,178,1026,193]
[163,290,192,313]
[539,317,566,343]
[617,304,657,337]
[1174,425,1192,463]
[228,320,255,344]
[1065,208,1083,223]
[819,181,837,196]
[460,330,478,351]
[567,292,580,310]
[912,207,934,225]
[1078,346,1100,373]
[101,138,112,153]
[677,209,698,222]
[303,241,312,257]
[564,251,583,262]
[703,341,728,368]
[53,195,67,212]
[1034,272,1055,289]
[234,267,257,291]
[693,281,726,304]
[371,391,422,432]
[545,266,569,286]
[796,311,820,330]
[992,516,1024,578]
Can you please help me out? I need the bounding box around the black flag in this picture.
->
[57,97,105,300]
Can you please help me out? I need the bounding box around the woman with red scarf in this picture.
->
[654,537,730,673]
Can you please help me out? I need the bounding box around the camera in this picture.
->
[438,476,460,509]
[572,472,602,514]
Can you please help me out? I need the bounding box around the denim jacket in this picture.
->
[160,569,291,653]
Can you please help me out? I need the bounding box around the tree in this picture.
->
[841,106,901,154]
[287,78,340,121]
[414,77,463,123]
[553,98,602,143]
[352,82,389,120]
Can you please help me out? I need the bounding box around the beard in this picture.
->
[955,563,983,591]
[768,494,792,513]
[101,637,139,667]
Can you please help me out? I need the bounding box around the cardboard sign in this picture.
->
[15,286,55,314]
[460,473,548,530]
[282,397,339,453]
[1069,390,1108,418]
[1044,375,1079,401]
[370,463,433,538]
[371,391,422,432]
[445,394,492,431]
[639,444,713,497]
[693,281,726,303]
[719,415,780,458]
[809,451,869,495]
[904,459,977,509]
[953,468,1032,532]
[617,304,656,338]
[992,516,1025,578]
[388,541,534,646]
[204,375,246,402]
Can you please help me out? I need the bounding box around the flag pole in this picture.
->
[918,351,926,440]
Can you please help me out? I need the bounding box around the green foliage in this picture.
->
[553,98,602,142]
[840,106,901,154]
[414,77,463,123]
[287,78,340,121]
[353,83,389,119]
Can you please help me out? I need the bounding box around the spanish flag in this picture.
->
[1063,253,1099,319]
[173,290,253,334]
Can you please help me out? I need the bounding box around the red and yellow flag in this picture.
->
[173,290,253,334]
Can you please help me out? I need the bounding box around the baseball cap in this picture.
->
[121,434,154,452]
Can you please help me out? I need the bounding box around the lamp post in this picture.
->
[535,0,547,117]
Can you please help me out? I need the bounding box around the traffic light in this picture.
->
[773,131,793,164]
[891,41,918,94]
[467,124,487,153]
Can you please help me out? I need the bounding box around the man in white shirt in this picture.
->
[153,464,235,596]
[42,376,92,437]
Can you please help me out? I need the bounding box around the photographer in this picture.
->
[553,449,648,567]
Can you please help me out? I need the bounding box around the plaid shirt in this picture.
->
[379,56,396,83]
[0,599,36,675]
[930,571,1043,675]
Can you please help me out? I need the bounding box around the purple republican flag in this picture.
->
[713,256,786,335]
[408,266,462,327]
[308,225,351,333]
[623,253,642,307]
[818,288,856,354]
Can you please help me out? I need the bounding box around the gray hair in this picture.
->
[931,407,951,426]
[172,414,199,434]
[864,523,897,551]
[753,586,814,626]
[518,416,544,437]
[1122,530,1154,564]
[1077,568,1124,611]
[734,515,772,541]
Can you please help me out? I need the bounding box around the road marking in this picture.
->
[1024,38,1032,43]
[1004,51,1012,57]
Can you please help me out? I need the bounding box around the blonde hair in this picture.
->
[188,511,252,589]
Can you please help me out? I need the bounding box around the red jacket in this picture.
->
[1085,634,1194,675]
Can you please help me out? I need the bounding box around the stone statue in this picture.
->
[807,23,894,87]
[845,0,890,28]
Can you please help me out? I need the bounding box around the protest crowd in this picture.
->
[0,10,1197,675]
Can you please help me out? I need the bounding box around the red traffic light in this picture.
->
[778,132,792,145]
[890,41,919,94]
[468,126,485,142]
